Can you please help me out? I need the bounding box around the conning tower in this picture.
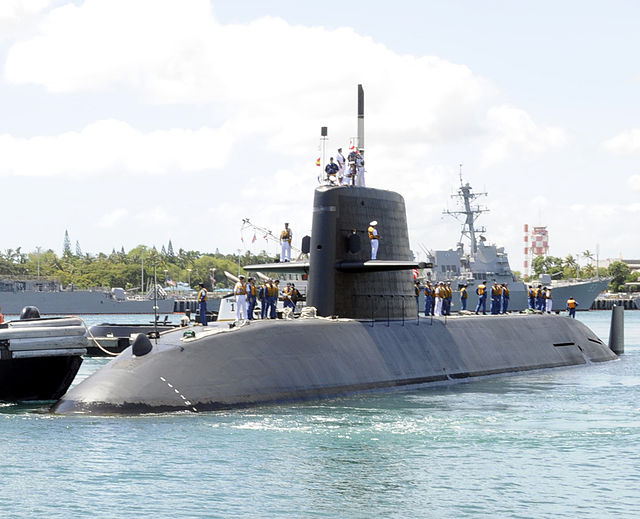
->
[307,185,418,320]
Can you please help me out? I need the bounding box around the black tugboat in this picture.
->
[0,307,86,402]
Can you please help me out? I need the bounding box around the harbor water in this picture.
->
[1,311,639,518]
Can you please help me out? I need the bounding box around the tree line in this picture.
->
[0,243,275,292]
[1,244,637,293]
[528,254,638,292]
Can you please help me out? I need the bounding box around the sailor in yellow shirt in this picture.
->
[234,275,248,321]
[280,223,292,262]
[368,220,380,260]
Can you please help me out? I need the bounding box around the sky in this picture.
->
[1,0,639,273]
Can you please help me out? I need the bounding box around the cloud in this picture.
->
[0,0,61,43]
[603,129,640,155]
[0,0,566,181]
[628,174,640,191]
[0,119,234,177]
[481,105,567,166]
[97,208,128,228]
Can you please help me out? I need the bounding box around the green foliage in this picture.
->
[532,255,564,278]
[63,230,72,257]
[0,245,282,292]
[608,260,631,292]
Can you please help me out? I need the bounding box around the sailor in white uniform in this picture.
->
[280,223,292,262]
[355,149,366,187]
[234,275,248,321]
[368,220,379,260]
[336,148,346,185]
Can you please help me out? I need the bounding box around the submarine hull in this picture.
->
[53,314,616,415]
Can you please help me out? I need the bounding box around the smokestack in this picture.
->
[357,84,364,151]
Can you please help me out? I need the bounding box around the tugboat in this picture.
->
[0,307,86,401]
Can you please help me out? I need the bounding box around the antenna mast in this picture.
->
[442,165,488,254]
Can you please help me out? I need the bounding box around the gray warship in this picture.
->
[52,85,618,415]
[423,179,609,312]
[0,277,175,315]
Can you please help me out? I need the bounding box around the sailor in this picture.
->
[272,280,281,318]
[258,281,267,319]
[460,284,468,311]
[347,148,358,185]
[336,148,346,184]
[501,283,510,314]
[325,157,339,185]
[475,280,487,315]
[246,277,258,320]
[566,296,578,318]
[234,275,248,321]
[536,285,545,311]
[414,280,421,307]
[528,285,536,310]
[368,221,380,260]
[197,283,208,326]
[423,282,433,316]
[355,149,366,187]
[444,282,452,315]
[283,282,294,310]
[280,223,292,262]
[434,282,444,316]
[490,281,502,315]
[290,283,301,312]
[0,305,4,324]
[545,287,553,314]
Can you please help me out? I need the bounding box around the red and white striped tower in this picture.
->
[524,225,550,276]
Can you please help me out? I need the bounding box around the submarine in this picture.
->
[52,184,619,415]
[52,85,619,415]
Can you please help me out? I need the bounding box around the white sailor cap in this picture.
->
[370,220,377,226]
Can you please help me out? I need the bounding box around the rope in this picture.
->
[78,317,120,356]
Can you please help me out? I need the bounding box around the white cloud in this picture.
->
[98,208,128,228]
[481,105,567,166]
[602,129,640,155]
[0,0,58,41]
[0,119,234,177]
[629,174,640,191]
[0,0,562,180]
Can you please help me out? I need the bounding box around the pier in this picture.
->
[592,295,639,310]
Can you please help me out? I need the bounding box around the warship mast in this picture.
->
[443,165,488,254]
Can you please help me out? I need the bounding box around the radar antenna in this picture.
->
[442,166,488,254]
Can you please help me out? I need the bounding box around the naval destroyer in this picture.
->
[423,178,609,312]
[0,277,175,315]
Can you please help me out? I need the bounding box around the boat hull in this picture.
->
[0,291,175,315]
[0,355,82,402]
[53,314,617,415]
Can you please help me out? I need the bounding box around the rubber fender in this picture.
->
[20,306,41,319]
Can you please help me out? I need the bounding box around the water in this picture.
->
[1,312,639,518]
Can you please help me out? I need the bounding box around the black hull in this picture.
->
[0,355,82,402]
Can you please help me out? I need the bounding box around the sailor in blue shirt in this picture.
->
[197,283,208,326]
[325,157,339,185]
